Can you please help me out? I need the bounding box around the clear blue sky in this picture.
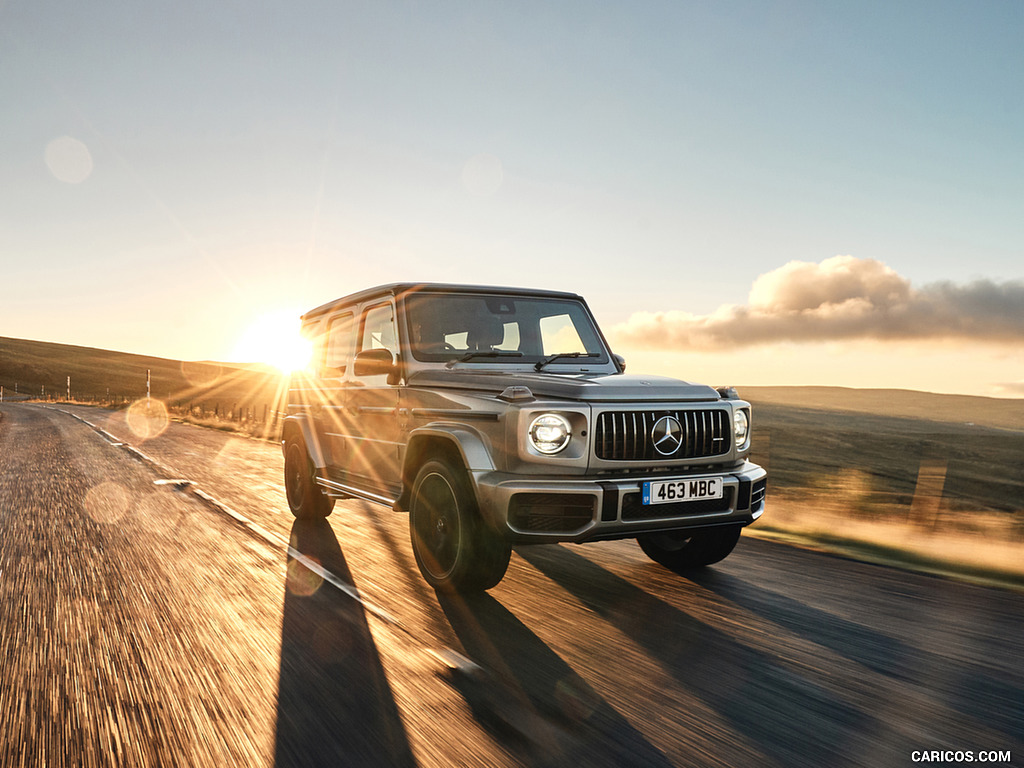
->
[2,1,1022,395]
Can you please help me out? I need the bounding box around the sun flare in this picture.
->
[231,310,312,374]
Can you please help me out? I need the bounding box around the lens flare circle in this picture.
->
[287,557,324,597]
[180,360,224,388]
[45,136,94,184]
[126,398,170,440]
[83,482,130,525]
[554,676,599,723]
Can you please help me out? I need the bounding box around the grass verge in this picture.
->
[747,497,1024,593]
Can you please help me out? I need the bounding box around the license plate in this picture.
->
[643,477,724,506]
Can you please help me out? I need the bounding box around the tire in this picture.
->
[409,459,511,592]
[283,433,334,519]
[636,526,741,573]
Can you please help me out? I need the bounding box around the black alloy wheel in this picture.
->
[636,526,741,573]
[409,459,510,592]
[283,433,334,519]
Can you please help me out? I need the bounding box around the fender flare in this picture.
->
[281,414,329,469]
[396,424,495,511]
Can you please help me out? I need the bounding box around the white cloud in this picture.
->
[613,256,1024,350]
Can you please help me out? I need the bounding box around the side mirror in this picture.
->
[613,354,626,373]
[354,348,396,377]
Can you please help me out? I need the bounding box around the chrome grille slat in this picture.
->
[640,412,648,457]
[594,409,730,461]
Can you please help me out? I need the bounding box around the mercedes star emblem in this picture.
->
[651,415,683,456]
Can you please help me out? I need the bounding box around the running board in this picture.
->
[316,477,397,509]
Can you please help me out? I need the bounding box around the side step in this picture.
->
[316,477,398,509]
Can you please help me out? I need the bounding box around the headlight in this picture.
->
[528,413,572,455]
[733,409,750,447]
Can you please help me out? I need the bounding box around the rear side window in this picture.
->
[325,312,354,372]
[360,303,398,356]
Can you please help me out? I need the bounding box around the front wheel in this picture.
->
[637,526,741,573]
[283,433,334,519]
[409,459,511,592]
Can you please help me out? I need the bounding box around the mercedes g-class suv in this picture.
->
[283,283,766,592]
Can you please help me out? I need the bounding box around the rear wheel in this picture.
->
[284,433,334,519]
[637,526,741,573]
[409,459,511,592]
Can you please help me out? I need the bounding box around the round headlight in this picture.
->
[528,413,572,455]
[733,409,750,447]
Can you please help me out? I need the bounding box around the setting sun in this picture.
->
[231,310,312,373]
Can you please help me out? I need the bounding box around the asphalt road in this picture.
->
[1,402,1022,768]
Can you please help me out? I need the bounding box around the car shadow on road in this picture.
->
[437,589,676,768]
[515,545,884,768]
[274,518,416,768]
[686,545,1024,746]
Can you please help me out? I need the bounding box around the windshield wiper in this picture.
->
[445,351,524,369]
[534,352,600,371]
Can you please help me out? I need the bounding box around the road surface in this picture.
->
[1,402,1021,767]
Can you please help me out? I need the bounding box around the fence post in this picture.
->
[910,459,948,529]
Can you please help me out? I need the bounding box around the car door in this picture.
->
[346,301,402,496]
[318,310,356,481]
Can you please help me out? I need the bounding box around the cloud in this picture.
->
[614,256,1024,350]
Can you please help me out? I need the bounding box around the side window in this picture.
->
[324,312,354,373]
[360,303,398,356]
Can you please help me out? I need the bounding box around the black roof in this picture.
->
[301,282,586,321]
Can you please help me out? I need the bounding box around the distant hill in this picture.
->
[742,386,1024,433]
[0,336,283,411]
[3,336,1021,514]
[4,335,1020,428]
[741,386,1024,514]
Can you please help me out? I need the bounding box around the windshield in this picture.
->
[405,292,609,366]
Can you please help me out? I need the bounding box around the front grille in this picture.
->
[594,409,731,461]
[621,489,734,521]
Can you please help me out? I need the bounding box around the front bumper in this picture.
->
[472,461,767,544]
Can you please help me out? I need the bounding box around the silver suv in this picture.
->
[283,283,766,591]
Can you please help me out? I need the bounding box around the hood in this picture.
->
[406,369,721,403]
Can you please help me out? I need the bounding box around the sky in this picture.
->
[2,1,1023,396]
